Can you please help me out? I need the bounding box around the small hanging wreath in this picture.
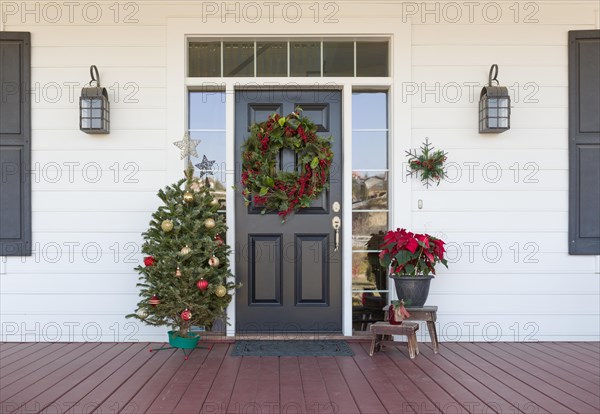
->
[405,138,448,188]
[241,108,333,221]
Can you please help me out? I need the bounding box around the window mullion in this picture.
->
[253,41,257,77]
[353,41,357,77]
[220,41,224,77]
[320,41,323,77]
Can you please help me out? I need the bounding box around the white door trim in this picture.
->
[167,17,412,336]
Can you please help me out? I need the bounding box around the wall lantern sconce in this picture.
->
[79,65,110,134]
[479,64,511,133]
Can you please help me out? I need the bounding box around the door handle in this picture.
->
[332,216,341,251]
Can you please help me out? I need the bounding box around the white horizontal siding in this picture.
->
[1,1,598,342]
[31,46,166,67]
[32,130,166,151]
[407,0,599,343]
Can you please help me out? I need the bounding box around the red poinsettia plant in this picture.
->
[379,228,448,276]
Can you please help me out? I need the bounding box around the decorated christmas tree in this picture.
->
[127,164,237,339]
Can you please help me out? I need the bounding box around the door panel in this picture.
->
[235,89,342,333]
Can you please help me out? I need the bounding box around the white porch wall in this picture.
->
[1,1,598,342]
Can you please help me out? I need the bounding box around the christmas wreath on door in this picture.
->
[240,108,333,221]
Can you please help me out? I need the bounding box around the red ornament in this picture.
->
[149,295,160,306]
[215,234,224,246]
[197,278,209,291]
[144,256,156,267]
[181,309,192,321]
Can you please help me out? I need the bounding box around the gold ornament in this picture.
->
[208,256,220,267]
[180,245,192,256]
[161,219,174,232]
[204,218,216,229]
[210,198,219,206]
[183,191,194,203]
[175,266,182,277]
[215,285,227,297]
[136,309,148,318]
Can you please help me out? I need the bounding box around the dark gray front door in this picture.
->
[235,89,342,333]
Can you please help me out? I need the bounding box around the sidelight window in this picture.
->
[188,91,227,209]
[351,91,389,332]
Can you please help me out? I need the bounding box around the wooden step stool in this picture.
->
[383,305,440,354]
[369,321,419,358]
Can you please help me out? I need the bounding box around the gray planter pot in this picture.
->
[391,275,434,307]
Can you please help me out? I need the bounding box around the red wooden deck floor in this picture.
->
[1,341,598,413]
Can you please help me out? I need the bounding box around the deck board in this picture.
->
[384,343,459,413]
[359,342,435,413]
[0,343,83,387]
[0,343,68,376]
[479,343,598,412]
[491,343,600,407]
[279,357,308,413]
[172,343,227,413]
[420,343,530,414]
[335,351,388,413]
[509,342,600,390]
[558,342,600,364]
[64,342,153,414]
[1,343,111,413]
[461,343,578,413]
[526,342,600,377]
[410,343,504,414]
[0,341,596,414]
[125,345,188,413]
[92,344,176,414]
[254,356,280,413]
[227,355,261,412]
[298,356,337,414]
[199,344,241,413]
[317,355,360,414]
[349,343,415,414]
[0,343,37,361]
[21,343,134,414]
[60,343,152,412]
[0,343,52,369]
[146,345,210,414]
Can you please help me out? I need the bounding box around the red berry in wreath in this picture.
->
[144,256,156,267]
[197,278,209,291]
[181,309,192,321]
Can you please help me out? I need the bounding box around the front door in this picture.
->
[235,89,342,333]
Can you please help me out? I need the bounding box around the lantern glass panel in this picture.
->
[499,98,509,107]
[488,98,497,107]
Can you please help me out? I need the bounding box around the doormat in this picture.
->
[231,340,354,357]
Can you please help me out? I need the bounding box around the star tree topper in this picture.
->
[195,155,216,178]
[173,132,201,160]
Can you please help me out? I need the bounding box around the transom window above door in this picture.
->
[188,39,389,77]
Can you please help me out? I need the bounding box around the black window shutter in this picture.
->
[569,30,600,255]
[0,32,31,256]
